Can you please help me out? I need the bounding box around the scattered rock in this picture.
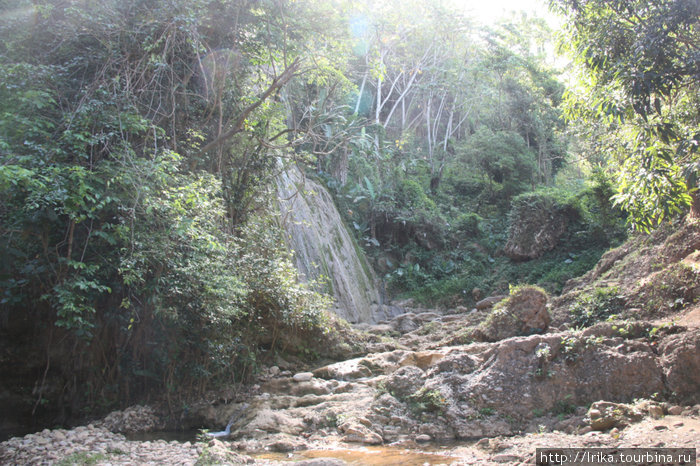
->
[393,313,421,333]
[365,324,395,335]
[294,372,314,383]
[399,351,446,370]
[589,402,643,431]
[296,459,347,466]
[268,438,305,452]
[492,453,522,463]
[313,359,374,380]
[475,296,507,310]
[95,405,161,433]
[339,422,383,445]
[668,405,683,415]
[648,405,664,419]
[0,426,204,465]
[474,438,491,450]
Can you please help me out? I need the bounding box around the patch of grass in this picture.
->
[637,262,700,316]
[407,387,447,415]
[106,447,127,455]
[415,321,442,336]
[195,446,217,466]
[531,367,555,379]
[374,379,388,397]
[57,452,108,466]
[324,411,339,427]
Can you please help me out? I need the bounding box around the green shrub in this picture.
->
[453,212,483,237]
[396,178,436,211]
[570,286,625,328]
[407,387,446,415]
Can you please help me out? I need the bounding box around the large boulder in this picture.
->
[659,328,700,403]
[423,330,666,437]
[477,286,550,341]
[504,193,574,261]
[588,401,643,431]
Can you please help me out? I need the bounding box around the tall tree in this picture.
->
[552,0,700,230]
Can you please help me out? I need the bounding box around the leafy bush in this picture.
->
[453,212,483,237]
[396,178,436,211]
[579,168,628,245]
[407,387,446,415]
[570,286,625,328]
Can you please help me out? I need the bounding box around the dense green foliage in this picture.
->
[551,0,700,231]
[0,0,332,417]
[303,3,625,304]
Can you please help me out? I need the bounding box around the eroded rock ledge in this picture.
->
[186,324,699,447]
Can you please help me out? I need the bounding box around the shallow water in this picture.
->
[122,431,462,464]
[256,445,459,465]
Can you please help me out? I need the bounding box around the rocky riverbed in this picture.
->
[3,312,699,465]
[0,425,205,465]
[2,411,699,465]
[4,224,700,465]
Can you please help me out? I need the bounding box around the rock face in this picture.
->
[277,166,395,323]
[659,329,700,403]
[423,330,665,438]
[503,195,571,261]
[6,325,700,463]
[384,366,426,399]
[477,286,550,341]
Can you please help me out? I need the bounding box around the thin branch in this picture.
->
[194,58,302,158]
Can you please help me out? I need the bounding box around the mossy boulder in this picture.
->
[476,286,550,341]
[504,192,576,261]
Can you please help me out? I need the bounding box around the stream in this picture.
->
[128,430,464,465]
[256,445,459,465]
